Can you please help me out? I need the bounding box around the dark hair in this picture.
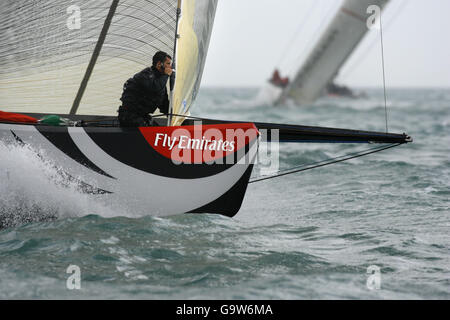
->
[152,51,172,67]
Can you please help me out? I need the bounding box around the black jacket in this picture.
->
[120,66,170,115]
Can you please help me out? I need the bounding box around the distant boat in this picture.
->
[273,0,390,105]
[0,0,410,221]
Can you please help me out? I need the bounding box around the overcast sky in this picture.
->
[201,0,450,88]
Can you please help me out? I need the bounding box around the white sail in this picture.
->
[276,0,390,105]
[171,0,217,126]
[0,0,216,120]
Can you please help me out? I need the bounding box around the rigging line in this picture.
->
[154,112,222,123]
[256,144,392,175]
[276,0,318,71]
[70,0,120,116]
[248,143,401,184]
[288,0,342,77]
[339,0,408,81]
[379,10,389,133]
[168,0,181,127]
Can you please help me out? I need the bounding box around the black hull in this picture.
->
[0,120,259,218]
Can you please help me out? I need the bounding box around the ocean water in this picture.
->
[0,87,449,299]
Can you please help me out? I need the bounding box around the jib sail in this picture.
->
[170,0,217,126]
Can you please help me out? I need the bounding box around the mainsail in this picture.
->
[0,0,217,121]
[276,0,390,105]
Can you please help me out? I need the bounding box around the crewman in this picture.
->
[269,69,289,88]
[118,51,174,126]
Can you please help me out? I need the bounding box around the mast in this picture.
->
[276,0,390,106]
[168,0,218,127]
[70,0,120,115]
[167,0,182,126]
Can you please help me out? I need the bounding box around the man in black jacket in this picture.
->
[118,51,173,127]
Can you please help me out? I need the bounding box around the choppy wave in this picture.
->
[1,87,449,299]
[0,141,118,228]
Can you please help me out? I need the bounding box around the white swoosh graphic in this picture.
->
[0,124,114,189]
[68,127,257,215]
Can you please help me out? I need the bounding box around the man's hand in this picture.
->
[164,66,173,76]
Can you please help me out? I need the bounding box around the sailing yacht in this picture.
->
[273,0,390,105]
[0,0,411,219]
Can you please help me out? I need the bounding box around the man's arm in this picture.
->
[159,89,169,114]
[137,71,169,94]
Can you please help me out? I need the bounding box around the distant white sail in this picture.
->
[0,0,216,120]
[276,0,390,105]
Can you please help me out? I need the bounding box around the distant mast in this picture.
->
[276,0,390,105]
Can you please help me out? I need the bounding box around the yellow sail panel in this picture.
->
[171,0,198,126]
[171,0,218,126]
